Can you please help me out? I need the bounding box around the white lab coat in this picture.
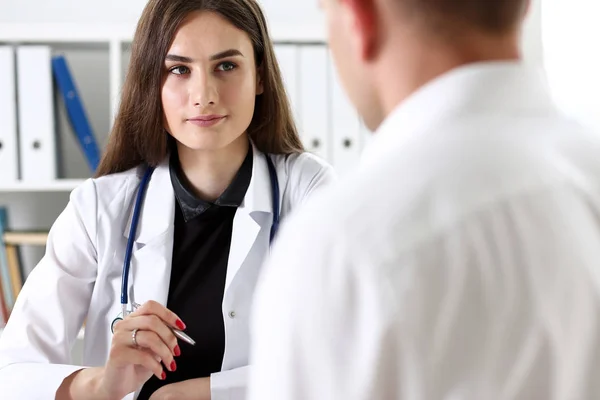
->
[0,143,335,400]
[248,61,600,399]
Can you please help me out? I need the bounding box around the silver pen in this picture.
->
[130,302,196,346]
[172,328,196,346]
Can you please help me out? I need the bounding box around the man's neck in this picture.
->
[375,30,522,123]
[176,135,250,202]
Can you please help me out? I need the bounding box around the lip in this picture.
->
[187,115,226,127]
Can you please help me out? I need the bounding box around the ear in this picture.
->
[256,64,264,95]
[341,0,378,61]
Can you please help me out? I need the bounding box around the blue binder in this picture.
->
[51,55,101,173]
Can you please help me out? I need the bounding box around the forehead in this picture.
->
[168,11,254,56]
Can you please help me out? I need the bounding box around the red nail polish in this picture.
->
[161,371,166,380]
[174,345,181,356]
[176,320,186,330]
[170,361,177,371]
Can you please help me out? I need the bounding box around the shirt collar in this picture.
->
[170,144,254,222]
[360,61,556,170]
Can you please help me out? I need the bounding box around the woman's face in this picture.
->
[162,11,263,152]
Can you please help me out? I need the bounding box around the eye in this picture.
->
[216,61,237,72]
[169,66,190,75]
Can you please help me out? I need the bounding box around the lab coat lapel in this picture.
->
[224,145,274,294]
[123,159,175,307]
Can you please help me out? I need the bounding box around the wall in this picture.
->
[0,0,149,24]
[542,1,600,129]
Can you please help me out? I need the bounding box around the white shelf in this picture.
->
[0,22,326,43]
[0,179,84,193]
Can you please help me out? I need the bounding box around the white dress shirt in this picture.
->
[248,61,600,400]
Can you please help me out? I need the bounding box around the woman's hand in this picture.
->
[57,301,186,400]
[148,378,211,400]
[96,300,185,399]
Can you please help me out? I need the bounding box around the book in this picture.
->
[5,244,22,300]
[0,208,14,313]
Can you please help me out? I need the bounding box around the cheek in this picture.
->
[221,74,257,117]
[161,80,187,119]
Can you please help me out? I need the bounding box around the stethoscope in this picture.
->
[111,154,280,333]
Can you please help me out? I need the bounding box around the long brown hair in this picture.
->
[95,0,303,177]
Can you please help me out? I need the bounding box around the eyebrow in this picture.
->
[165,54,193,63]
[165,49,244,63]
[210,49,244,61]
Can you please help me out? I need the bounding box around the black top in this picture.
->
[137,147,253,399]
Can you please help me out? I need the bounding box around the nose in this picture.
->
[191,70,218,107]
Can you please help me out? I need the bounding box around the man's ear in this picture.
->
[256,64,264,95]
[342,0,378,61]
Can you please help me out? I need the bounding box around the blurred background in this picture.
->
[0,0,591,335]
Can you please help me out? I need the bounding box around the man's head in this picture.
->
[321,0,530,131]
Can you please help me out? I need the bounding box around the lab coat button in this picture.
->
[228,311,236,319]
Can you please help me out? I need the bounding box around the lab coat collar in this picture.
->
[123,158,175,244]
[223,141,275,293]
[242,140,275,216]
[122,140,274,244]
[360,61,557,169]
[170,144,254,222]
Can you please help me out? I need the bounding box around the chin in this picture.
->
[177,134,244,153]
[180,139,228,152]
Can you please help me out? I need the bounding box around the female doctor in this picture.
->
[0,0,335,399]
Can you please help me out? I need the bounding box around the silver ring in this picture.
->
[131,328,140,347]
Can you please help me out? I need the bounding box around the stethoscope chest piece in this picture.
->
[110,316,122,334]
[110,302,141,333]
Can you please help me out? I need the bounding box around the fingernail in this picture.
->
[176,320,186,330]
[161,371,166,380]
[174,345,181,356]
[170,361,177,371]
